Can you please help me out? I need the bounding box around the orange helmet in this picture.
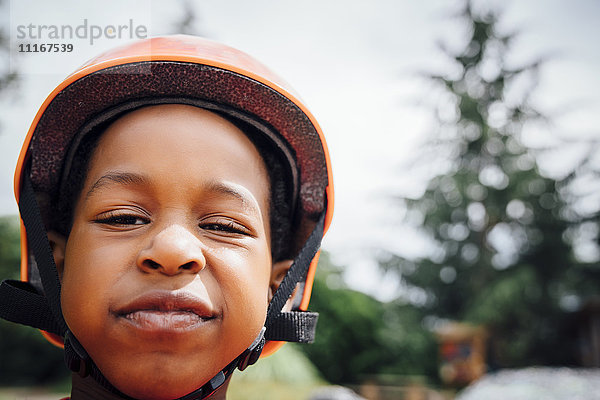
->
[0,35,333,399]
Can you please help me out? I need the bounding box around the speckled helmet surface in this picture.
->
[13,35,334,356]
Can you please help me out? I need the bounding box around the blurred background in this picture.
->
[1,0,599,399]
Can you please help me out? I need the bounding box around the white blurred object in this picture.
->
[309,386,367,400]
[457,367,600,400]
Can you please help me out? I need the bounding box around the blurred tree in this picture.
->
[168,0,209,37]
[381,1,600,370]
[301,252,437,384]
[0,216,69,385]
[0,22,18,91]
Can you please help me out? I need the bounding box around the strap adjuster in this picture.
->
[237,327,266,371]
[64,330,90,378]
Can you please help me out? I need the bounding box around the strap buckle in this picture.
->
[237,327,266,371]
[64,330,90,378]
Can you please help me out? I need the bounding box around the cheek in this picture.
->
[225,250,270,306]
[211,244,272,340]
[60,226,128,340]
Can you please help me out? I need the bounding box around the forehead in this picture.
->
[100,104,259,154]
[85,104,270,210]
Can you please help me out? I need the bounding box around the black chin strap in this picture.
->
[5,171,69,336]
[0,171,325,399]
[264,210,325,343]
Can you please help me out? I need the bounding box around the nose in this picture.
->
[137,224,206,276]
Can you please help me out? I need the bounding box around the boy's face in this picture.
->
[55,105,273,399]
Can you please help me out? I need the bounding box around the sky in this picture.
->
[1,0,599,300]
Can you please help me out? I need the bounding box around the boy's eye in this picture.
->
[200,219,250,235]
[94,212,150,227]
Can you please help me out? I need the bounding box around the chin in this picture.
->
[117,378,207,400]
[104,359,219,400]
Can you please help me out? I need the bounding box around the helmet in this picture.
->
[0,35,333,399]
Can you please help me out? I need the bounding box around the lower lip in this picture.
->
[120,310,211,332]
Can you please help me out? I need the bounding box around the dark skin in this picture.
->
[70,374,231,400]
[49,105,292,400]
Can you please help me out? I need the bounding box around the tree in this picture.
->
[302,252,437,384]
[382,1,600,369]
[0,216,70,385]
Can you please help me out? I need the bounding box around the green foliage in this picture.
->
[228,343,324,400]
[0,215,69,385]
[382,1,600,370]
[0,217,20,280]
[301,252,438,384]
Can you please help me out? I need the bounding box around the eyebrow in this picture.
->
[205,180,262,214]
[85,172,262,214]
[86,171,149,199]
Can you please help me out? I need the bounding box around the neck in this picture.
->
[70,373,230,400]
[70,374,126,400]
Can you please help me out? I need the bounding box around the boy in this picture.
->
[0,35,333,400]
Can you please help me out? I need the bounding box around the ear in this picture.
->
[47,231,67,280]
[269,259,293,303]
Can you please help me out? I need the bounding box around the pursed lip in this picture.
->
[112,290,216,333]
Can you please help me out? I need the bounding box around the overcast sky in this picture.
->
[1,0,599,300]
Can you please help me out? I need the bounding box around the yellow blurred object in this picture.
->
[434,322,488,386]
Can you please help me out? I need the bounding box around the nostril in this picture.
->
[145,260,161,270]
[180,262,195,270]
